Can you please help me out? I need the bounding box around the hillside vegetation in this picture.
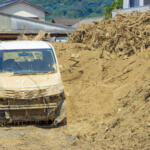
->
[0,0,113,19]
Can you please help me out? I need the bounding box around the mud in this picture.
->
[53,43,150,150]
[0,73,63,99]
[0,11,150,150]
[1,43,150,150]
[70,11,150,58]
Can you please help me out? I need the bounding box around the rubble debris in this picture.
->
[70,11,150,58]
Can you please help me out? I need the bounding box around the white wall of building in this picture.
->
[123,0,144,9]
[113,0,150,18]
[0,2,45,21]
[123,0,130,8]
[140,0,144,6]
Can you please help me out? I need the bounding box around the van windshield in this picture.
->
[0,49,56,74]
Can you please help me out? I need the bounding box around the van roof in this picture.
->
[0,41,52,50]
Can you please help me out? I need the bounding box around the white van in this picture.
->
[0,41,66,126]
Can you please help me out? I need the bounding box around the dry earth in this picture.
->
[0,11,150,150]
[0,43,150,150]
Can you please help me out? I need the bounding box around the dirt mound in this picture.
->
[1,42,150,150]
[4,11,150,150]
[53,42,150,149]
[70,11,150,58]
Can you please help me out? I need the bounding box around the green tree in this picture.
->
[103,0,123,19]
[0,0,114,19]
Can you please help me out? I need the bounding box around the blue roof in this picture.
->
[0,0,49,13]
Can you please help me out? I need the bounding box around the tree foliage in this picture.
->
[0,0,113,19]
[103,0,123,19]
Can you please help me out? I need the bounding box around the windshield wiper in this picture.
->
[14,71,55,75]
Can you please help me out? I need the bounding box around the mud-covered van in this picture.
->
[0,41,66,126]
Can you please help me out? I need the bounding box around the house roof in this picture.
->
[0,12,75,34]
[0,0,49,14]
[52,18,82,26]
[72,17,104,28]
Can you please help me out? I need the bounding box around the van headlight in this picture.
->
[0,88,3,96]
[55,84,64,93]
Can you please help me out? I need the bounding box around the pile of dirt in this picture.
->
[1,42,149,150]
[53,42,150,149]
[70,11,150,58]
[9,11,150,150]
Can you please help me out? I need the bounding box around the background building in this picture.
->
[0,0,75,41]
[0,0,49,21]
[112,0,150,17]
